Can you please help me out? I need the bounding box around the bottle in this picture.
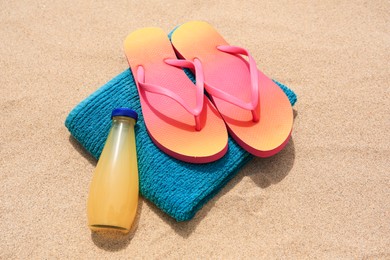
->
[87,107,139,233]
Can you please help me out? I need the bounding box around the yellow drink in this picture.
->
[87,108,139,233]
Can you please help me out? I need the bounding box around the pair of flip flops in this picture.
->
[124,21,293,163]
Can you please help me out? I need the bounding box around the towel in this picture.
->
[65,66,297,222]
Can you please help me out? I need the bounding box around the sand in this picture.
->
[1,0,389,258]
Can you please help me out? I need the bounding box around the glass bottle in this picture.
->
[87,108,139,233]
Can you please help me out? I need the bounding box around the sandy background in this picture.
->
[1,0,389,258]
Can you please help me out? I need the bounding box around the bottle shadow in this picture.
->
[90,198,144,251]
[148,137,296,238]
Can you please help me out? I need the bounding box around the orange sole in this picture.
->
[171,21,293,157]
[124,27,228,163]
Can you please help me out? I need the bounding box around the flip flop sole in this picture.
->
[171,21,293,157]
[124,27,228,163]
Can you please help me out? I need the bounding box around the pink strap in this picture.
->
[136,58,205,131]
[205,45,260,122]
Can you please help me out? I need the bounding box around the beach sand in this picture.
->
[1,0,389,258]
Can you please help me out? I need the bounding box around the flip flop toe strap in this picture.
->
[205,45,260,122]
[136,58,205,131]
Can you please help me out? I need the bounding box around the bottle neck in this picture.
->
[112,116,136,126]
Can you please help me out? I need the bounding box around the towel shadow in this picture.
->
[68,136,97,167]
[148,137,296,238]
[245,138,295,188]
[144,198,212,238]
[90,198,144,251]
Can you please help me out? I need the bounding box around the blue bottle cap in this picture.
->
[111,108,138,122]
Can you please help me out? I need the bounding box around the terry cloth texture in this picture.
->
[65,69,297,221]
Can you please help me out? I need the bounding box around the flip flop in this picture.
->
[171,21,293,157]
[124,27,228,163]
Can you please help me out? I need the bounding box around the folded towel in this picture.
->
[65,68,296,221]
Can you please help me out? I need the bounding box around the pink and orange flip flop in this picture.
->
[124,27,228,163]
[171,21,293,157]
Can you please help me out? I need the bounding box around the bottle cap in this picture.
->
[111,108,138,122]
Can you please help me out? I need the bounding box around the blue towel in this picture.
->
[65,68,296,221]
